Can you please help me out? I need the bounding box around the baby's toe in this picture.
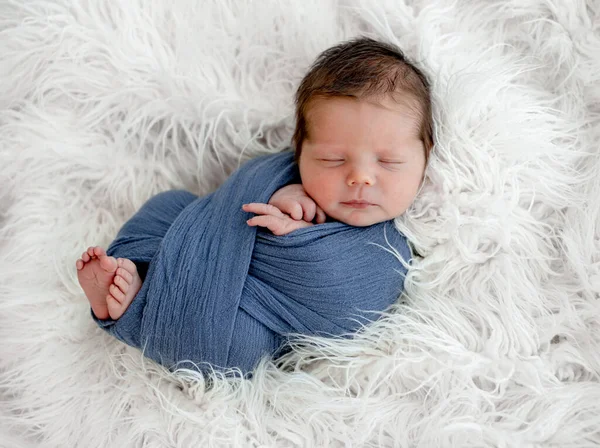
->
[81,251,90,262]
[117,258,138,275]
[109,284,125,302]
[87,247,96,258]
[116,268,133,284]
[93,246,106,257]
[76,259,84,270]
[113,275,129,294]
[106,294,126,320]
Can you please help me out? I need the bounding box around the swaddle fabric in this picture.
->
[94,150,410,374]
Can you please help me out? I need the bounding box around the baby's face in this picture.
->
[299,96,427,227]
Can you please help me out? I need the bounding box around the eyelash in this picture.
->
[318,159,403,165]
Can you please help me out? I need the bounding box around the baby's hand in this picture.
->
[268,184,326,224]
[242,203,313,236]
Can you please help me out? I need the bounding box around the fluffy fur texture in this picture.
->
[1,0,599,446]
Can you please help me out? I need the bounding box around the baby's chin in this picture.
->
[328,208,392,227]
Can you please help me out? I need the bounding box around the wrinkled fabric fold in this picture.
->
[94,150,410,374]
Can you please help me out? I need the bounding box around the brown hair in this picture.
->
[292,37,433,163]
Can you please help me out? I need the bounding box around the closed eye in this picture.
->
[380,160,404,164]
[318,159,345,164]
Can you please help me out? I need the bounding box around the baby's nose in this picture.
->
[347,168,375,186]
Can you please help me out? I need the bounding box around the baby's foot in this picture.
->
[76,246,118,320]
[106,258,142,320]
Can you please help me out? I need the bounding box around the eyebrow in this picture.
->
[304,141,345,151]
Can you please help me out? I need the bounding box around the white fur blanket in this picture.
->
[1,1,600,446]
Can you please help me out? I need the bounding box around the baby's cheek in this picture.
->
[305,176,331,205]
[385,189,411,217]
[317,182,339,210]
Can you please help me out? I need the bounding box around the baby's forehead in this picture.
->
[312,91,423,114]
[307,94,425,132]
[368,90,426,117]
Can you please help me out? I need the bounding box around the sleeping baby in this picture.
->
[76,37,433,374]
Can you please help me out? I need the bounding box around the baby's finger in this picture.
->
[246,215,287,235]
[283,199,304,221]
[242,203,284,218]
[271,197,303,220]
[299,197,316,222]
[315,206,327,224]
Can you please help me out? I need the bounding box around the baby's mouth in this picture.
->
[341,200,373,209]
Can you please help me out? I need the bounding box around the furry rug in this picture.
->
[1,0,600,446]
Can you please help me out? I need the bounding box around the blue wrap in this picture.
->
[94,150,410,374]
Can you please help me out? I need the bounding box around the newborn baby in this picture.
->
[76,37,433,373]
